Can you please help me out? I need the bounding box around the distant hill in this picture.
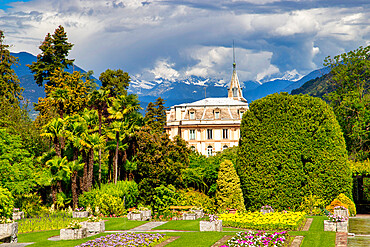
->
[291,73,334,98]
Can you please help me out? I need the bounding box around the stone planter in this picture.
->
[336,221,348,232]
[183,213,197,220]
[12,211,24,221]
[228,209,237,214]
[81,221,105,233]
[140,210,151,221]
[60,228,87,240]
[127,212,143,221]
[191,209,204,218]
[334,209,349,218]
[72,211,89,218]
[200,220,222,232]
[324,220,336,231]
[260,209,273,214]
[0,222,18,243]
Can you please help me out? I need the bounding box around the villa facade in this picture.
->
[165,62,248,156]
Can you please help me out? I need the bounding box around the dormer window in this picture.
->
[232,87,238,97]
[239,110,244,118]
[215,111,220,119]
[189,111,195,120]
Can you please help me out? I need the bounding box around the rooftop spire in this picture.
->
[228,42,247,102]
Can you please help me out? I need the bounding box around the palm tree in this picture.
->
[41,118,65,157]
[46,156,70,203]
[64,159,84,209]
[88,89,110,185]
[107,94,141,184]
[50,88,68,118]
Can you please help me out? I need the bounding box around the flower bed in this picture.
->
[218,211,306,230]
[221,230,290,247]
[76,233,167,247]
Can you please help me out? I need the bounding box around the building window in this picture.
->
[223,145,228,151]
[239,110,244,118]
[232,87,238,97]
[189,111,195,120]
[207,129,213,139]
[191,146,196,152]
[207,146,213,157]
[189,129,196,140]
[215,111,220,119]
[222,129,228,139]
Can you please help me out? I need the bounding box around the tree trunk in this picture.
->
[98,111,102,187]
[115,131,119,184]
[71,171,78,209]
[54,138,61,158]
[51,184,57,203]
[87,148,94,191]
[82,151,88,192]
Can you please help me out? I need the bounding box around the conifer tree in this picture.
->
[28,25,74,87]
[144,97,167,133]
[99,69,130,97]
[215,159,245,211]
[0,30,23,104]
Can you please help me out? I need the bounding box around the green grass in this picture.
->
[289,216,336,247]
[152,232,230,247]
[103,217,147,230]
[153,219,201,231]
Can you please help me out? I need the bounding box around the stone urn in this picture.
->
[324,220,336,231]
[200,220,222,232]
[81,221,105,234]
[140,210,152,221]
[0,222,18,243]
[72,211,89,218]
[60,228,87,240]
[127,212,143,221]
[336,221,348,232]
[183,213,197,220]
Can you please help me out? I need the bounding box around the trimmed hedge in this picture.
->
[237,93,352,211]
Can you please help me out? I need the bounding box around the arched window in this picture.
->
[207,146,213,157]
[191,146,196,152]
[223,145,228,151]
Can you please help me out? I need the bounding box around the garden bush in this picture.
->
[237,93,352,211]
[326,193,356,216]
[175,188,216,213]
[153,185,178,214]
[0,186,13,218]
[79,180,138,215]
[215,159,245,212]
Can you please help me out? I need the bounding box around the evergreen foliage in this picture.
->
[27,25,74,87]
[144,97,167,133]
[0,30,23,104]
[215,160,245,211]
[99,69,130,97]
[237,93,352,211]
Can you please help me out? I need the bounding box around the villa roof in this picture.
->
[174,97,249,108]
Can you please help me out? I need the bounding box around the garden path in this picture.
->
[347,214,370,247]
[0,243,33,247]
[105,221,198,232]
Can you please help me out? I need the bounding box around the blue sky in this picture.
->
[0,0,32,10]
[0,0,369,84]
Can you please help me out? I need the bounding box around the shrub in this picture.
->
[153,185,178,214]
[78,180,139,213]
[175,188,216,213]
[326,193,356,216]
[0,186,14,218]
[237,93,352,211]
[299,194,325,216]
[215,160,245,212]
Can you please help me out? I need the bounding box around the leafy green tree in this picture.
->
[324,46,370,161]
[0,30,23,103]
[45,156,70,203]
[27,25,74,87]
[144,97,167,133]
[100,69,130,97]
[215,159,245,211]
[0,186,13,218]
[237,93,352,210]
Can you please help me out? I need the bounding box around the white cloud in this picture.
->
[149,59,179,81]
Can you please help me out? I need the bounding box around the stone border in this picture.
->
[290,236,304,247]
[211,235,233,247]
[155,236,181,247]
[302,218,313,231]
[335,232,347,247]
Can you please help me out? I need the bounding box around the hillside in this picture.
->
[291,73,334,98]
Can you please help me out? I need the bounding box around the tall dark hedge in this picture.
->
[237,93,352,211]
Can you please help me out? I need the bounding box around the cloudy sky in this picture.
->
[1,0,369,83]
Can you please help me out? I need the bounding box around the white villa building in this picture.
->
[165,61,249,156]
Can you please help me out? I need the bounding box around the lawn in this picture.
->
[16,215,335,247]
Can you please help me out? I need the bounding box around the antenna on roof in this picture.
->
[204,86,207,98]
[233,40,236,69]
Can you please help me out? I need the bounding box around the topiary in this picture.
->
[0,186,14,219]
[237,93,352,211]
[215,160,245,212]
